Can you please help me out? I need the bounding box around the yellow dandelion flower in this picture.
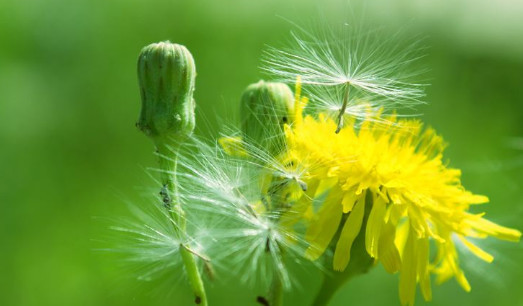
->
[283,92,521,305]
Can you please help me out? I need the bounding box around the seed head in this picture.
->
[262,22,427,126]
[137,41,196,146]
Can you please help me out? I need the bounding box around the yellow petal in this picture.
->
[395,220,410,258]
[366,195,388,258]
[305,188,343,260]
[455,269,471,292]
[333,192,366,271]
[314,177,338,198]
[416,237,432,301]
[279,196,311,228]
[399,227,416,306]
[341,191,359,213]
[379,222,401,273]
[251,200,266,214]
[456,235,494,263]
[469,217,522,242]
[218,136,248,157]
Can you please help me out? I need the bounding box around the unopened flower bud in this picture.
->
[240,80,294,155]
[137,41,196,145]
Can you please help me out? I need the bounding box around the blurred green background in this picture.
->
[1,0,522,305]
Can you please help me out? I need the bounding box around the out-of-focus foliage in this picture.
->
[0,0,521,305]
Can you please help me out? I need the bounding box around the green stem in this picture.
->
[156,141,208,306]
[311,269,358,306]
[265,187,288,306]
[269,270,283,306]
[180,245,208,305]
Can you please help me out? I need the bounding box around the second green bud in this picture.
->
[240,80,295,156]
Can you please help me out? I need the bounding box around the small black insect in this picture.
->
[256,296,270,306]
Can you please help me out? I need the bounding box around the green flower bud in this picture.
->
[137,41,196,146]
[240,80,294,155]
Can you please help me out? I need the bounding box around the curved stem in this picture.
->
[311,273,353,306]
[265,187,288,306]
[156,142,208,305]
[269,271,283,306]
[180,245,208,305]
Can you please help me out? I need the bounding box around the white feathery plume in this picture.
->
[262,20,427,131]
[174,136,317,290]
[102,199,186,284]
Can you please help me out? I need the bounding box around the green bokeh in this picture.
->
[1,0,522,305]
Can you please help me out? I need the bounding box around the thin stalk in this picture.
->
[180,245,208,305]
[156,142,208,306]
[265,189,289,306]
[311,272,355,306]
[335,82,350,134]
[269,271,283,306]
[158,143,183,225]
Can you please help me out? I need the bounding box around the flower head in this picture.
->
[282,92,521,305]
